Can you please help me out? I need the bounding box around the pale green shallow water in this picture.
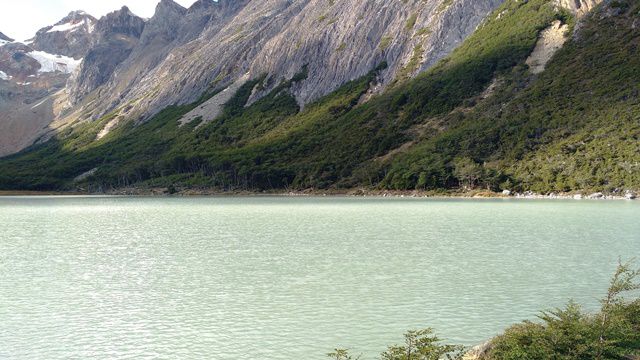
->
[0,196,639,359]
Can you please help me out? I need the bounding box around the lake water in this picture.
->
[0,196,638,359]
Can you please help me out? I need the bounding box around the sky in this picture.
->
[0,0,199,41]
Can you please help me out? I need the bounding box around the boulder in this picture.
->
[589,192,604,199]
[463,341,492,360]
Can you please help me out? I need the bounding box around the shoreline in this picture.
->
[0,188,637,200]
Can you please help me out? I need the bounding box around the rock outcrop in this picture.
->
[556,0,602,17]
[526,20,570,74]
[462,341,492,360]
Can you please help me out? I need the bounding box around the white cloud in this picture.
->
[0,0,198,42]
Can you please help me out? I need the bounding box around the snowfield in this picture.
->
[27,51,81,73]
[47,22,83,33]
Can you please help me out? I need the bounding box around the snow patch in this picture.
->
[0,71,9,80]
[30,98,49,110]
[47,22,83,33]
[26,51,82,74]
[0,39,8,46]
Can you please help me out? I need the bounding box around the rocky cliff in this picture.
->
[66,0,504,127]
[66,6,146,104]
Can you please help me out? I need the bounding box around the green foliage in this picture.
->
[327,349,361,360]
[382,0,640,193]
[379,36,393,51]
[380,329,464,360]
[327,329,462,360]
[488,260,640,360]
[405,14,418,32]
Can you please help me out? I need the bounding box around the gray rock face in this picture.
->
[30,11,97,59]
[0,43,40,81]
[68,0,504,124]
[0,42,71,156]
[0,0,509,155]
[556,0,602,17]
[67,0,246,114]
[66,7,146,104]
[0,32,13,42]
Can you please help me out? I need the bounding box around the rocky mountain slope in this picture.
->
[0,19,84,156]
[1,0,638,195]
[0,0,506,157]
[70,0,504,127]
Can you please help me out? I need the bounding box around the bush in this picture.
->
[488,261,640,360]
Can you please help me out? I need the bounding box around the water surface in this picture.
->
[0,196,638,359]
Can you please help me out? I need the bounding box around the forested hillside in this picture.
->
[0,0,638,194]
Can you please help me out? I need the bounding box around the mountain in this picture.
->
[0,32,13,44]
[0,17,83,157]
[29,11,97,59]
[66,6,146,105]
[0,0,505,155]
[67,0,504,126]
[0,0,638,195]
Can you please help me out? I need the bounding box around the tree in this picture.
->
[488,260,640,360]
[595,259,640,360]
[380,329,464,360]
[452,157,483,190]
[327,349,360,360]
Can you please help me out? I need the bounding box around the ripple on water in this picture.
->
[0,197,638,359]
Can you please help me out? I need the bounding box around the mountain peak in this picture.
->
[35,10,96,35]
[28,10,97,59]
[67,10,89,17]
[101,5,144,24]
[188,0,215,12]
[96,5,146,38]
[117,6,132,15]
[0,31,13,43]
[156,0,187,14]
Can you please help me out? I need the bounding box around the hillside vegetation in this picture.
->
[0,0,638,194]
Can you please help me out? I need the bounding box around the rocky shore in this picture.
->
[1,187,638,200]
[123,187,639,200]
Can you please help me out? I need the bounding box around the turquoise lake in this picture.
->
[0,196,639,359]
